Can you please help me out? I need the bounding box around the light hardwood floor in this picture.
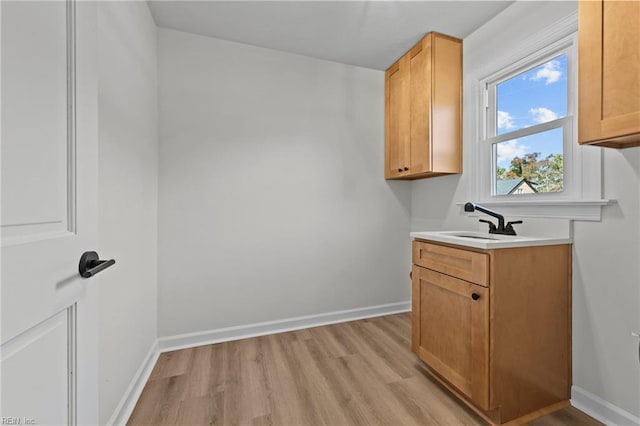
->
[128,313,601,426]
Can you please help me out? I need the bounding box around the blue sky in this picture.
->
[495,54,567,167]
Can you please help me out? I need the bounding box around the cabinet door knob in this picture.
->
[471,293,480,300]
[404,167,409,171]
[398,168,403,172]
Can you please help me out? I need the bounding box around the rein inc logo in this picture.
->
[1,418,36,425]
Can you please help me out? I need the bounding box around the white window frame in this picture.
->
[481,37,575,201]
[467,14,608,221]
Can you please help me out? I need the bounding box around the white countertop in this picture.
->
[410,230,572,249]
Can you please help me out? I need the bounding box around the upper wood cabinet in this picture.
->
[385,33,462,179]
[578,0,640,148]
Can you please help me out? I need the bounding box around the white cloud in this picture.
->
[497,139,528,166]
[529,107,558,124]
[497,110,515,130]
[530,60,562,85]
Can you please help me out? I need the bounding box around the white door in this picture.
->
[1,1,101,425]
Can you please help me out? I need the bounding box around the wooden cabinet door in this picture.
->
[412,265,489,410]
[385,56,410,178]
[408,38,431,175]
[579,0,640,147]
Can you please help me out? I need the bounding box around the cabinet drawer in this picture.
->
[412,240,489,286]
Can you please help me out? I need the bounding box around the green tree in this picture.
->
[535,153,563,192]
[498,152,563,193]
[509,152,542,181]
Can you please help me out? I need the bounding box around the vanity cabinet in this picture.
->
[385,33,462,180]
[412,240,572,425]
[578,0,640,148]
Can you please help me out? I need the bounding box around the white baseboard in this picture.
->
[107,340,160,426]
[572,386,640,426]
[157,301,411,353]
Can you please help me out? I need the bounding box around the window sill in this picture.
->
[456,199,612,221]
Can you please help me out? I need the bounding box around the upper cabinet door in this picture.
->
[385,57,411,179]
[409,39,432,175]
[578,0,640,148]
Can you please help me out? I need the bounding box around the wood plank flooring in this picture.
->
[128,313,601,426]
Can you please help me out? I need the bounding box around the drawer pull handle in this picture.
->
[471,293,480,300]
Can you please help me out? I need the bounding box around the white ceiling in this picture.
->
[147,1,514,70]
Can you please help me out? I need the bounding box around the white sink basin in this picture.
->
[444,232,500,240]
[410,230,572,249]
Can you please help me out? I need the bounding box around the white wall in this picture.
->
[412,1,640,418]
[97,2,158,424]
[572,147,640,418]
[157,29,411,337]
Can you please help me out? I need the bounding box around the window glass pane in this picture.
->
[496,54,568,135]
[494,127,563,195]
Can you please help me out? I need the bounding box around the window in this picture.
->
[484,49,572,198]
[468,15,606,221]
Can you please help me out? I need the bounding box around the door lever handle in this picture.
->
[79,251,116,278]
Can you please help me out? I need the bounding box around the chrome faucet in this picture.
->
[464,202,522,236]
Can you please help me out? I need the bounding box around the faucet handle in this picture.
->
[479,219,497,232]
[504,220,523,236]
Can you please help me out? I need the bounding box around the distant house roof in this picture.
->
[496,178,537,195]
